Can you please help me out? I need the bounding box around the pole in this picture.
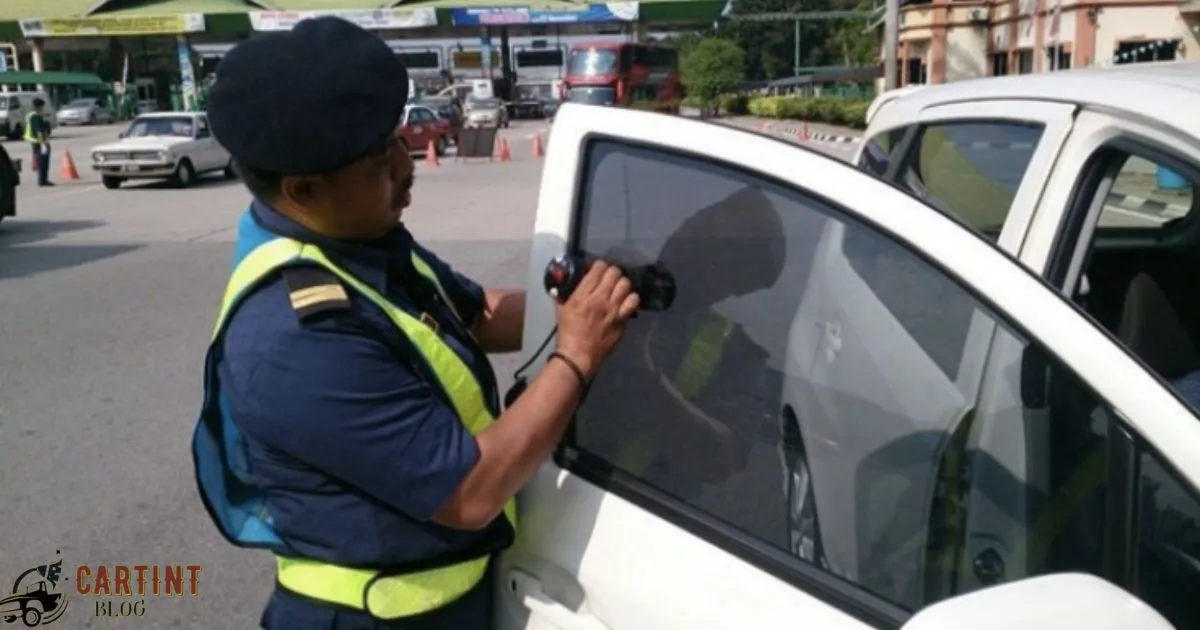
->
[883,0,899,89]
[793,19,801,75]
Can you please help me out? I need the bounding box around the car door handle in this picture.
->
[507,569,611,630]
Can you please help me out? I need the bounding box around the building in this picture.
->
[896,0,1200,84]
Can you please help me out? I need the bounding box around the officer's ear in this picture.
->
[280,175,319,206]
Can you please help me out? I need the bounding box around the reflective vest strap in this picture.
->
[673,314,733,399]
[23,112,37,142]
[210,238,305,342]
[297,246,491,435]
[276,554,490,619]
[409,252,466,326]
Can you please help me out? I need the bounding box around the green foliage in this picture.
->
[719,0,879,80]
[746,95,871,129]
[680,38,747,106]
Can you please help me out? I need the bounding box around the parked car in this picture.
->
[417,96,463,145]
[90,112,233,190]
[463,96,508,129]
[492,92,1200,630]
[55,97,114,126]
[397,104,453,157]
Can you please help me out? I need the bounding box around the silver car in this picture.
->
[55,97,114,126]
[463,96,508,129]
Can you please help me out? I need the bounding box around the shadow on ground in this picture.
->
[0,219,138,281]
[114,175,242,192]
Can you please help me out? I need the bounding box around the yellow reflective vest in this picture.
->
[201,235,517,619]
[23,111,39,143]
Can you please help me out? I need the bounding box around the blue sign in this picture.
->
[450,2,639,26]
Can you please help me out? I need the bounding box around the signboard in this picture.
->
[178,40,197,110]
[249,9,437,31]
[449,3,639,26]
[19,14,205,37]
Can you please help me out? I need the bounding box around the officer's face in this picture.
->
[304,133,415,239]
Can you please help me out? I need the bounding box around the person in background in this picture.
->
[24,98,52,187]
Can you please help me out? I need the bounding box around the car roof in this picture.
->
[135,111,201,118]
[870,61,1200,137]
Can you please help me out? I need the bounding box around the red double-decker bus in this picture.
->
[562,41,681,113]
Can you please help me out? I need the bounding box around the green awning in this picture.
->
[0,71,108,86]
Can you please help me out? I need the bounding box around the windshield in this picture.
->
[568,48,618,76]
[467,98,500,109]
[125,117,195,138]
[516,84,554,101]
[567,86,616,105]
[67,98,95,108]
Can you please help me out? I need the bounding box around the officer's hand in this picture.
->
[555,260,640,378]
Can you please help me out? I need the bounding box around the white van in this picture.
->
[0,91,56,140]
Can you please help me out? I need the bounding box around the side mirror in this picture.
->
[117,132,126,139]
[901,574,1173,630]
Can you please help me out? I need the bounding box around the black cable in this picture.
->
[513,325,557,380]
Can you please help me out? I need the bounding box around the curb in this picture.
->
[755,121,862,147]
[1106,192,1190,219]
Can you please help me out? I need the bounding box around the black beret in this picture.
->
[208,16,408,174]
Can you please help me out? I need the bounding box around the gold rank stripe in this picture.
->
[289,284,349,310]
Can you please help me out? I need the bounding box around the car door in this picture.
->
[191,116,221,171]
[496,103,1200,630]
[409,108,433,150]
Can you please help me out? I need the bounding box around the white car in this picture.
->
[56,97,114,126]
[494,93,1200,630]
[91,112,233,190]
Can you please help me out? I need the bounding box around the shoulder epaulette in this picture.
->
[282,267,351,320]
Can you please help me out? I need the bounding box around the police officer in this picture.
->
[25,98,52,187]
[192,16,639,629]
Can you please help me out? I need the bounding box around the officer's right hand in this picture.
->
[555,260,640,378]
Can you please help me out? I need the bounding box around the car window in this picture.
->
[564,137,1200,621]
[196,117,209,136]
[1099,154,1195,228]
[898,121,1044,240]
[1136,452,1200,630]
[857,126,910,177]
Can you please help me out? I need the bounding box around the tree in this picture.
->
[680,37,747,108]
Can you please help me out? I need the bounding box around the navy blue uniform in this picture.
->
[218,203,502,629]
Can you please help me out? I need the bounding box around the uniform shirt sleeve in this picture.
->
[222,290,481,522]
[412,242,485,328]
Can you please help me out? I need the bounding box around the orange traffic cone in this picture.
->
[532,134,544,159]
[61,150,80,181]
[425,139,439,167]
[496,136,512,162]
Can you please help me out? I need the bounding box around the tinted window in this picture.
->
[857,127,909,177]
[1099,154,1195,229]
[397,50,440,70]
[899,121,1043,239]
[566,138,1198,619]
[1136,453,1200,630]
[515,49,563,68]
[568,48,617,76]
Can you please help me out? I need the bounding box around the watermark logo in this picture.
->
[0,551,68,627]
